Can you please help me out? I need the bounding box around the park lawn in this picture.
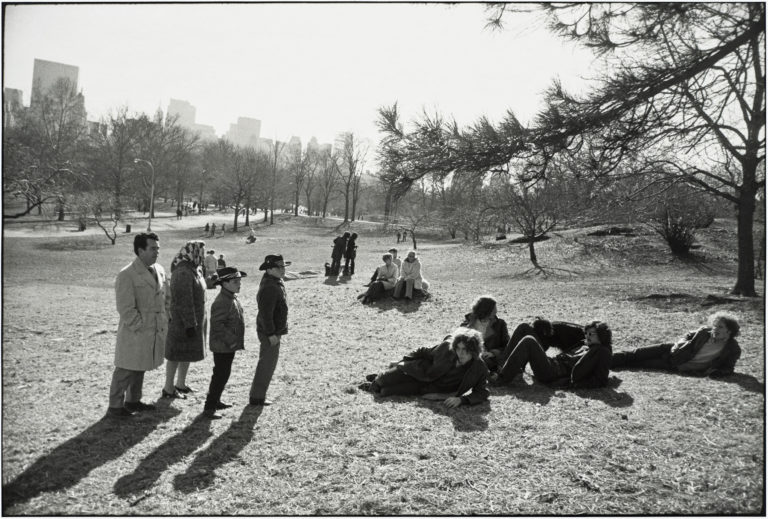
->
[1,215,764,515]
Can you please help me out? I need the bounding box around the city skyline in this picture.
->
[4,3,598,150]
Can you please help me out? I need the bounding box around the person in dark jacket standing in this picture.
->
[494,321,613,389]
[249,254,291,406]
[203,267,247,419]
[611,312,741,377]
[360,327,489,407]
[343,233,358,276]
[330,232,349,275]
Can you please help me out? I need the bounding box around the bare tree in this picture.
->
[336,132,368,222]
[316,147,340,217]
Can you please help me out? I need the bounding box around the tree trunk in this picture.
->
[232,203,240,232]
[528,239,539,267]
[732,180,757,296]
[383,186,393,221]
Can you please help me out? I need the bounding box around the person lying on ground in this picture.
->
[357,253,398,304]
[360,327,489,407]
[610,311,741,377]
[493,321,613,389]
[459,295,510,371]
[484,317,584,373]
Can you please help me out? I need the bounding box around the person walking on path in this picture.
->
[210,222,217,237]
[203,249,218,286]
[249,254,291,406]
[107,232,169,418]
[203,266,247,419]
[163,240,208,400]
[218,254,227,268]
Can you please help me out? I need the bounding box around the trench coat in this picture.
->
[399,258,427,290]
[165,260,208,362]
[114,257,170,371]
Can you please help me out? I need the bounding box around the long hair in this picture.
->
[451,327,484,359]
[584,321,612,348]
[471,296,497,321]
[710,311,740,338]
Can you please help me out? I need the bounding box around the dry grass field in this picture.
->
[1,212,764,515]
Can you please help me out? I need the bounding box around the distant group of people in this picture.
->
[358,248,429,303]
[204,222,226,237]
[108,232,290,419]
[359,294,742,408]
[327,231,358,276]
[396,230,408,243]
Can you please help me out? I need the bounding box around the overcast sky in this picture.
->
[4,3,598,149]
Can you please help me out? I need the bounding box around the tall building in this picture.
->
[167,98,196,128]
[3,87,24,128]
[30,58,79,106]
[225,117,261,148]
[286,136,302,158]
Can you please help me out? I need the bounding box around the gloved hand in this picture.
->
[185,327,196,338]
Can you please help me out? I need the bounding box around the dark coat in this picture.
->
[209,287,245,353]
[460,313,510,353]
[345,239,357,259]
[554,343,613,388]
[397,338,489,405]
[331,236,346,259]
[165,261,207,362]
[256,272,288,337]
[669,326,741,374]
[508,321,585,353]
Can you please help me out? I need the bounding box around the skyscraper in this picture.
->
[225,117,261,148]
[30,58,79,107]
[167,98,196,128]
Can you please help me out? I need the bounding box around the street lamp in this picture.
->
[134,158,155,232]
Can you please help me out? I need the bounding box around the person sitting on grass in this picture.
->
[357,253,398,304]
[360,327,489,407]
[203,267,247,419]
[365,248,400,286]
[393,250,430,300]
[459,295,510,372]
[610,311,741,377]
[493,321,613,389]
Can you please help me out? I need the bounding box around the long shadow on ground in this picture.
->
[2,403,181,511]
[173,405,264,493]
[415,399,491,432]
[613,368,764,395]
[491,376,633,408]
[113,413,215,499]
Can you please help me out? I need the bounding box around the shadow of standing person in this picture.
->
[113,413,214,499]
[2,405,180,513]
[414,398,491,432]
[173,405,264,493]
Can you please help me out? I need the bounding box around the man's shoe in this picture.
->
[106,407,135,418]
[125,401,156,412]
[365,373,378,382]
[249,398,272,406]
[162,388,187,399]
[202,409,222,419]
[215,401,233,410]
[175,385,195,394]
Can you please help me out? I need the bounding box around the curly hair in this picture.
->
[710,311,740,338]
[470,295,497,321]
[584,321,612,348]
[382,253,393,262]
[532,318,554,337]
[451,327,484,359]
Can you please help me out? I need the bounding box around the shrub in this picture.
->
[652,207,711,255]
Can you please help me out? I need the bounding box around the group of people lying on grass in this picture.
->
[357,248,430,304]
[358,295,742,408]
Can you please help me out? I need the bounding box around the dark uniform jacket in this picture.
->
[209,287,245,353]
[256,273,288,337]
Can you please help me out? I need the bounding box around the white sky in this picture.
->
[3,3,598,151]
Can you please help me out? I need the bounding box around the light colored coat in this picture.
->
[375,263,398,289]
[114,257,170,371]
[399,258,428,290]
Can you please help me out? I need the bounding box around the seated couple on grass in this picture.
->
[358,251,430,304]
[611,311,741,377]
[461,296,612,389]
[359,327,488,407]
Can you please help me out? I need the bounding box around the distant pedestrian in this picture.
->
[344,233,358,275]
[396,231,401,243]
[204,250,218,280]
[164,240,208,399]
[204,222,210,233]
[330,232,348,276]
[218,254,226,268]
[210,222,217,237]
[249,254,291,406]
[107,232,169,418]
[204,266,247,419]
[402,230,408,243]
[176,208,182,220]
[221,223,226,235]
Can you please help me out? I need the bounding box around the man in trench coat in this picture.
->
[107,232,170,417]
